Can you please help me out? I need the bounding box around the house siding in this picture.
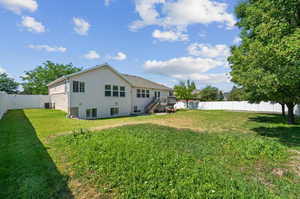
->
[49,81,69,112]
[131,88,170,113]
[69,67,132,119]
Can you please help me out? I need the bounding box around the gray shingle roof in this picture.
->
[122,74,171,90]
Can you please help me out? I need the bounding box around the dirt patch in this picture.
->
[67,178,115,199]
[48,121,148,139]
[48,120,205,140]
[270,150,300,178]
[288,150,300,177]
[272,168,285,177]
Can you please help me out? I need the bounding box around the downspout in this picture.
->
[130,87,133,114]
[67,78,71,117]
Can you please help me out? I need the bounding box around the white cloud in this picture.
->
[0,66,6,74]
[145,56,222,75]
[187,43,230,58]
[110,52,127,61]
[28,45,67,53]
[0,0,38,14]
[173,73,230,84]
[131,0,236,31]
[152,29,188,41]
[20,16,45,33]
[104,0,112,6]
[73,17,90,35]
[233,37,242,44]
[144,56,230,84]
[84,50,100,60]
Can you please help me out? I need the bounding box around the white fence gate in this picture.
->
[0,92,50,119]
[175,101,300,116]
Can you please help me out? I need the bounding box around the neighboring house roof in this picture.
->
[47,64,171,90]
[122,74,171,90]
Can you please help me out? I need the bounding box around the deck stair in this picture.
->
[144,98,160,114]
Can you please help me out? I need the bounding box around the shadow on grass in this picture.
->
[249,114,288,124]
[0,110,73,198]
[252,126,300,148]
[249,114,300,148]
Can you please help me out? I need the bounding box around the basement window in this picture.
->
[86,108,97,119]
[110,107,119,116]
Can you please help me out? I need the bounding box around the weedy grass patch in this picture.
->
[1,109,300,198]
[53,124,299,198]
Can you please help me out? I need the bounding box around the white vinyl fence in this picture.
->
[175,101,300,116]
[0,92,9,119]
[0,92,50,119]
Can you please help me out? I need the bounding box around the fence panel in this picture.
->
[0,92,50,119]
[175,101,299,116]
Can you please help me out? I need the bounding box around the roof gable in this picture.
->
[47,64,171,90]
[47,64,132,87]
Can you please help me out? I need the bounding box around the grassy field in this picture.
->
[0,109,300,198]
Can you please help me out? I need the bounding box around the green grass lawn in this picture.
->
[1,109,300,198]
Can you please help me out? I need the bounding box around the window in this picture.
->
[92,108,97,118]
[113,85,119,97]
[158,91,161,98]
[80,82,85,93]
[146,90,150,98]
[134,106,140,113]
[86,108,97,119]
[120,86,126,97]
[73,81,79,93]
[142,89,145,98]
[110,107,119,116]
[86,109,91,118]
[73,81,85,93]
[105,85,111,96]
[137,89,141,98]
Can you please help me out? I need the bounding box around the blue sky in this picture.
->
[0,0,241,91]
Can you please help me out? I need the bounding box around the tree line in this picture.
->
[173,80,244,107]
[0,61,81,95]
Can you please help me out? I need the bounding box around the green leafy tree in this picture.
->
[218,91,225,101]
[229,0,300,124]
[228,86,244,101]
[0,73,19,94]
[21,61,81,95]
[174,80,196,108]
[199,86,220,101]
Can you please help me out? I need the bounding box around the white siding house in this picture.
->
[48,64,173,119]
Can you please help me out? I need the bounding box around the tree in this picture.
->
[199,86,220,101]
[0,73,19,94]
[229,0,300,124]
[218,91,225,101]
[228,86,244,101]
[21,61,81,95]
[174,80,196,108]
